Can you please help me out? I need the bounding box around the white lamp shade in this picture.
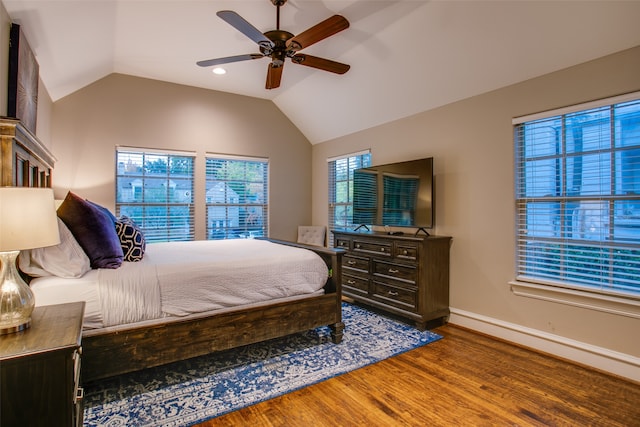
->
[0,187,60,251]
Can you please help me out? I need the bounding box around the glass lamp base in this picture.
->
[0,318,31,335]
[0,251,35,335]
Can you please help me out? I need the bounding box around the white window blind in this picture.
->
[116,148,195,242]
[205,155,268,240]
[514,96,640,296]
[328,150,371,245]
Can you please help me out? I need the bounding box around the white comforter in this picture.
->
[32,239,328,328]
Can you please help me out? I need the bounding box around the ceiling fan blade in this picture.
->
[266,63,283,89]
[217,10,274,49]
[197,53,263,68]
[286,15,349,51]
[291,54,350,74]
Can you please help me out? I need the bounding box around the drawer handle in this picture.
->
[355,244,361,249]
[347,280,356,285]
[388,268,399,274]
[387,291,399,296]
[75,387,84,403]
[347,260,357,265]
[380,248,385,252]
[403,250,408,255]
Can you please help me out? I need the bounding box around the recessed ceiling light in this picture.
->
[212,67,226,75]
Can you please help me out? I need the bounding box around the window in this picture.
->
[514,93,640,297]
[116,148,195,242]
[328,150,372,240]
[205,155,268,240]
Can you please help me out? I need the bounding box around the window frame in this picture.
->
[512,92,640,318]
[115,147,196,243]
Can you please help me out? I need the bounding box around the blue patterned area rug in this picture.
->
[83,303,442,426]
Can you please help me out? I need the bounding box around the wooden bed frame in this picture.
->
[1,118,345,383]
[81,241,344,382]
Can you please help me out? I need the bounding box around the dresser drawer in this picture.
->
[373,260,417,283]
[343,273,369,295]
[372,280,417,311]
[335,238,351,250]
[343,254,369,272]
[353,239,392,257]
[395,243,419,261]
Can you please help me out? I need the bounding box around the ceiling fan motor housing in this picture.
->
[262,30,294,67]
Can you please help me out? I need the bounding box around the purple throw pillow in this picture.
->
[57,192,123,269]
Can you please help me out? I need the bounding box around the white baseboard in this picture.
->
[449,307,640,383]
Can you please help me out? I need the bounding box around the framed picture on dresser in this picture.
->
[7,23,39,134]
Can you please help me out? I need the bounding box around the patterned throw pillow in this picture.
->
[115,216,146,262]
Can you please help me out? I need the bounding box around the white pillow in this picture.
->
[19,218,91,278]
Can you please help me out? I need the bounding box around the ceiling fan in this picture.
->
[197,0,350,89]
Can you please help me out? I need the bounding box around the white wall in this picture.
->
[312,46,640,380]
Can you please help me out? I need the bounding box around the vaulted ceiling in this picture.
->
[3,0,640,144]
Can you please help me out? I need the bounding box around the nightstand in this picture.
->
[0,302,85,427]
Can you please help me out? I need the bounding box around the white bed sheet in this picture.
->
[31,239,328,330]
[30,271,103,329]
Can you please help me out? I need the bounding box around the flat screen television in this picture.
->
[352,157,434,232]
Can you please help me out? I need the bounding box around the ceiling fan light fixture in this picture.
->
[212,67,227,75]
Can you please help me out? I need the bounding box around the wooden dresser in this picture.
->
[332,229,451,330]
[0,302,85,427]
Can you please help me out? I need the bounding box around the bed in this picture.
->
[2,118,344,383]
[28,237,344,382]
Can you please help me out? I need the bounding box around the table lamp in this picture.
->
[0,187,60,334]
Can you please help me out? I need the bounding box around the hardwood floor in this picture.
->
[195,323,640,426]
